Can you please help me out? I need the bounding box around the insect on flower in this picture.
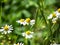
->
[22,31,34,39]
[0,24,13,34]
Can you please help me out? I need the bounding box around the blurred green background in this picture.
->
[0,0,60,45]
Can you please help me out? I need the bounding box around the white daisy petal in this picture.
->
[22,21,27,25]
[31,32,34,34]
[3,31,7,34]
[52,18,57,24]
[26,35,33,39]
[0,29,4,32]
[48,14,52,19]
[30,20,35,25]
[8,31,12,33]
[20,43,24,45]
[16,20,20,23]
[56,12,60,18]
[22,33,26,36]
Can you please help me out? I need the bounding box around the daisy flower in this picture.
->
[48,13,58,19]
[0,24,13,34]
[16,19,24,24]
[14,43,24,45]
[48,8,60,24]
[22,31,34,39]
[16,19,26,25]
[48,13,58,24]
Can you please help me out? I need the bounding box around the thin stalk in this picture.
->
[53,23,60,43]
[49,24,53,43]
[41,2,47,25]
[27,39,30,45]
[49,23,60,44]
[35,8,38,27]
[58,23,60,42]
[0,2,2,26]
[39,0,48,45]
[30,25,33,30]
[39,0,47,25]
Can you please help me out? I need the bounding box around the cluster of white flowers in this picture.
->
[16,18,35,26]
[48,8,60,23]
[22,31,34,39]
[14,43,24,45]
[0,24,13,34]
[0,18,35,44]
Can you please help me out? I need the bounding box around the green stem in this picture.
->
[54,23,60,43]
[46,22,53,44]
[30,25,33,30]
[35,8,38,27]
[49,23,60,44]
[49,24,53,43]
[27,39,30,45]
[0,2,2,26]
[41,1,47,25]
[38,0,47,25]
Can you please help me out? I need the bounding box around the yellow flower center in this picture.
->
[4,25,9,31]
[20,19,24,22]
[52,13,56,18]
[16,43,19,45]
[25,18,30,23]
[26,31,31,35]
[57,8,60,13]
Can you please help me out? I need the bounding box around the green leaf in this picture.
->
[44,0,56,6]
[22,10,31,17]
